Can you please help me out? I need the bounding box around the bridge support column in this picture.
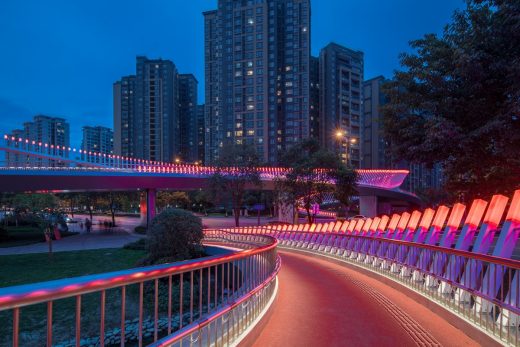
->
[140,189,157,229]
[278,201,295,224]
[359,195,378,218]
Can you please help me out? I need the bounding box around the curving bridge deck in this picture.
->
[253,250,478,347]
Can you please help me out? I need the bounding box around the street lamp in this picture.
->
[334,129,349,163]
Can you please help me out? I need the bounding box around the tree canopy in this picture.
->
[382,0,520,201]
[276,139,358,223]
[208,143,262,226]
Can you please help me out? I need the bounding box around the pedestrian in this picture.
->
[85,218,92,233]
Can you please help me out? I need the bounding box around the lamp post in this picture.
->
[335,129,348,164]
[335,129,358,166]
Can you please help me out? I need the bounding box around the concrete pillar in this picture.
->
[278,201,295,224]
[359,195,378,218]
[139,189,157,228]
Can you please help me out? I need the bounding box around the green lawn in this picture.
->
[0,248,145,288]
[0,226,79,248]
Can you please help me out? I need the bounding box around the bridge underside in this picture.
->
[0,170,421,223]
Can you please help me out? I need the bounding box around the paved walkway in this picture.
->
[0,230,143,255]
[253,251,479,347]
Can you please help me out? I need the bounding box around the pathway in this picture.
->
[253,251,479,347]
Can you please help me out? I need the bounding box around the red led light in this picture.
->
[408,210,422,230]
[397,212,411,231]
[506,189,520,223]
[432,206,449,229]
[419,208,435,229]
[464,199,487,228]
[447,203,466,229]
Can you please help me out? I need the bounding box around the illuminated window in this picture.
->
[247,70,254,76]
[247,130,255,136]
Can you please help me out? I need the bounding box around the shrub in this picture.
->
[0,227,8,242]
[134,226,147,234]
[146,208,204,264]
[123,238,146,251]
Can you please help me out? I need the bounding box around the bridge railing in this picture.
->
[0,231,279,347]
[221,190,520,346]
[2,135,410,189]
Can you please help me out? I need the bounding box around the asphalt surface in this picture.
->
[252,251,480,347]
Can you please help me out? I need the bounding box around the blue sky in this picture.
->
[0,0,462,148]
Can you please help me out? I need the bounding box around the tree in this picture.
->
[77,192,100,220]
[333,166,359,218]
[146,208,204,264]
[276,139,355,223]
[12,193,58,214]
[192,189,213,214]
[382,0,520,201]
[105,192,125,226]
[157,191,191,211]
[208,144,261,227]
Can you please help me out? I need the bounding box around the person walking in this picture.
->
[85,218,92,233]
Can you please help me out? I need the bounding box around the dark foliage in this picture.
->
[145,208,204,264]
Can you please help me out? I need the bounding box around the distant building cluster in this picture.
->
[113,57,202,163]
[4,0,443,194]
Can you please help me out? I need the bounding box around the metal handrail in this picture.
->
[151,255,281,346]
[0,231,279,347]
[270,228,520,345]
[272,230,520,269]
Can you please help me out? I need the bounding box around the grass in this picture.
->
[0,248,145,288]
[0,248,236,346]
[0,226,79,248]
[0,248,146,346]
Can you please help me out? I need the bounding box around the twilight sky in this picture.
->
[0,0,462,148]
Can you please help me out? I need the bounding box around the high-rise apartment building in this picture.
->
[362,76,390,169]
[81,126,113,156]
[309,56,320,138]
[6,115,70,167]
[135,56,179,162]
[319,43,364,167]
[197,105,206,164]
[114,57,181,162]
[204,0,311,164]
[5,129,24,167]
[178,74,198,162]
[113,76,136,158]
[361,76,444,193]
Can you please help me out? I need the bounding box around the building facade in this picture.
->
[360,76,444,194]
[135,56,179,162]
[6,115,70,167]
[114,57,180,162]
[204,0,311,164]
[178,74,199,163]
[81,126,113,156]
[319,43,364,167]
[113,76,136,158]
[362,76,390,169]
[309,56,320,138]
[197,104,206,164]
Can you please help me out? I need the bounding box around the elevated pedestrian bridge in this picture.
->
[0,190,519,345]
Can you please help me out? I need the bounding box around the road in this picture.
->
[252,251,479,347]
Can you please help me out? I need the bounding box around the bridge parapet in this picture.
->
[0,232,279,347]
[1,134,409,190]
[220,189,520,346]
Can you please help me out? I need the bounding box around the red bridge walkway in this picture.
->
[253,251,480,347]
